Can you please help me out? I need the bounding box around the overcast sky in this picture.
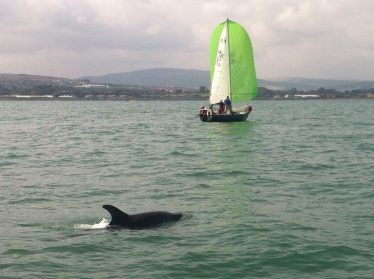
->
[0,0,373,80]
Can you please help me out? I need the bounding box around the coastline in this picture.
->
[0,95,372,101]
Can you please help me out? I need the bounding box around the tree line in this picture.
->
[0,82,373,100]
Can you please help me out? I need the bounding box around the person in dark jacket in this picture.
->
[224,96,232,114]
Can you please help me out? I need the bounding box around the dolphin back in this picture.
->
[103,205,182,229]
[130,211,182,228]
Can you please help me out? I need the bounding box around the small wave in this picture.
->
[74,218,110,230]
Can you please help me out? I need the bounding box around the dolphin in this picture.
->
[103,205,183,229]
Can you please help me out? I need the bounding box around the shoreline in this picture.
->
[0,96,372,101]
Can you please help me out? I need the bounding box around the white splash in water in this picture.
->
[75,218,110,230]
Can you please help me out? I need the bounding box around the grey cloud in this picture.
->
[0,1,194,53]
[0,0,373,79]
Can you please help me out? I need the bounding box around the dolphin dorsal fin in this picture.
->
[103,205,131,226]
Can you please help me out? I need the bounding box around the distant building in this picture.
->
[14,95,54,99]
[75,83,109,88]
[294,94,320,99]
[58,95,73,98]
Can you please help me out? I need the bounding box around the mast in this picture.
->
[226,18,232,99]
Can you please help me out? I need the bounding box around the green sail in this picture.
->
[210,20,258,101]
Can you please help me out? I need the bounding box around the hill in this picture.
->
[1,71,373,100]
[262,77,374,91]
[82,69,374,91]
[82,68,211,89]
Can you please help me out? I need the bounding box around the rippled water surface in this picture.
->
[0,100,373,278]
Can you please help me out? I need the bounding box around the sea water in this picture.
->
[0,100,373,278]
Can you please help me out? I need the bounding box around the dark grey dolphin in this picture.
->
[103,205,182,229]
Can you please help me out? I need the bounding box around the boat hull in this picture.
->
[199,111,250,122]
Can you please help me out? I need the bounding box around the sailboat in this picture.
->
[199,19,258,122]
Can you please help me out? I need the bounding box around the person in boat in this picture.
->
[199,105,206,115]
[224,96,232,114]
[218,100,225,114]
